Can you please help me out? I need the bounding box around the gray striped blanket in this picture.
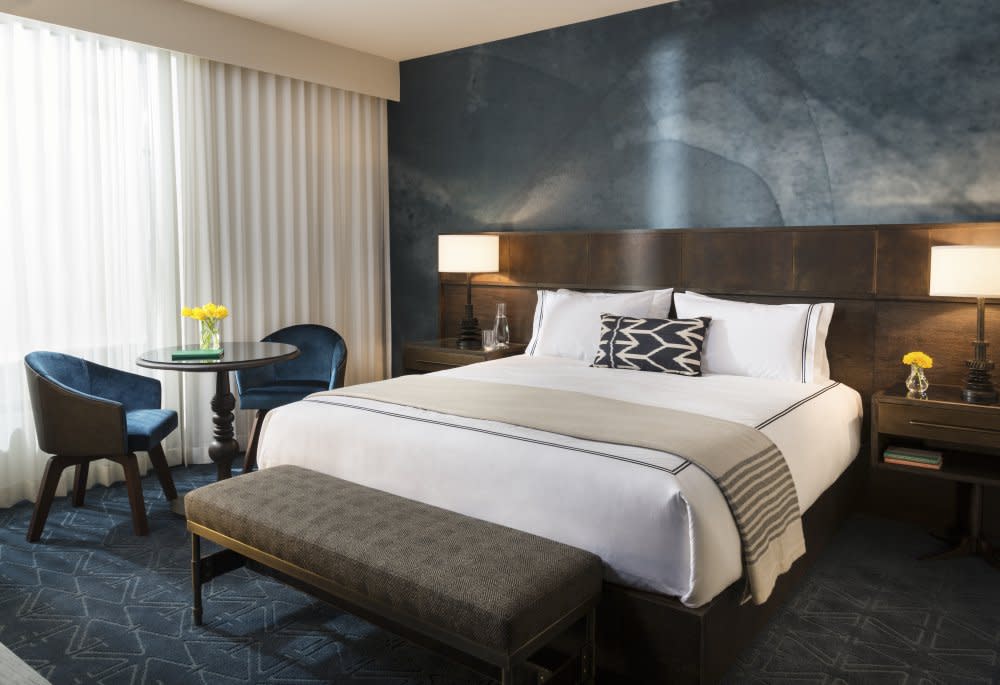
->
[317,375,805,604]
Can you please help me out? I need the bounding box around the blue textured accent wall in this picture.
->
[388,0,1000,371]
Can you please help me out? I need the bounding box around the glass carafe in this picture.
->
[493,303,510,349]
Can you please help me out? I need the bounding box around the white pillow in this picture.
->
[673,291,834,383]
[527,288,674,361]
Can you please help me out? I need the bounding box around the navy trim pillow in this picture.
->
[592,314,711,376]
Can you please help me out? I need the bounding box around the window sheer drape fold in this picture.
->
[174,56,390,460]
[0,16,389,506]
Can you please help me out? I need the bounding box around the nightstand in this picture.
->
[402,339,526,374]
[871,385,999,567]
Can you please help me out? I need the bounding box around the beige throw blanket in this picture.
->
[316,375,805,604]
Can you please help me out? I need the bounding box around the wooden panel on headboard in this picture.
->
[684,229,795,294]
[793,229,876,297]
[589,232,684,290]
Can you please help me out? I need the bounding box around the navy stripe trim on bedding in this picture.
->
[305,398,692,475]
[755,382,841,430]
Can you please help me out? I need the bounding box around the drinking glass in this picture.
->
[481,329,496,351]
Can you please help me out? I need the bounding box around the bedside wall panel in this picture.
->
[873,300,1000,391]
[440,283,537,342]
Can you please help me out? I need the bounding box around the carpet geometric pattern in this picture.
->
[726,517,1000,684]
[1,466,998,684]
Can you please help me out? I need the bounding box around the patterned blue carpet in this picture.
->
[0,466,997,684]
[727,517,1000,685]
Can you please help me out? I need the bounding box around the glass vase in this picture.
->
[905,364,929,398]
[493,303,510,349]
[200,320,220,350]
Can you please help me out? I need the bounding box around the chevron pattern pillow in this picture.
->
[592,314,711,376]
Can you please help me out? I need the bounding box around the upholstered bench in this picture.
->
[185,465,603,684]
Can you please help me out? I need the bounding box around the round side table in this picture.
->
[138,341,299,483]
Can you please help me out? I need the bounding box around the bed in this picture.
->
[257,354,862,610]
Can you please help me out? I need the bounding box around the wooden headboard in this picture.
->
[440,223,1000,414]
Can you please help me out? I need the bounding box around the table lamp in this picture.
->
[438,234,500,349]
[929,245,1000,403]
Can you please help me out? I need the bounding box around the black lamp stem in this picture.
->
[456,272,481,349]
[963,297,997,404]
[976,297,986,356]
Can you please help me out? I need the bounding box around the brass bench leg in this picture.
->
[191,533,203,626]
[500,666,513,685]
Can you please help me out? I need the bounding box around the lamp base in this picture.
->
[962,356,997,404]
[456,303,482,349]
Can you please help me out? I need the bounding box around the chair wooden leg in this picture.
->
[191,533,203,626]
[72,461,90,507]
[148,443,177,501]
[27,455,70,543]
[242,409,267,473]
[116,454,149,536]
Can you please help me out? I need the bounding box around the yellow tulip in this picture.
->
[216,305,229,319]
[181,307,193,318]
[902,351,933,369]
[191,307,206,321]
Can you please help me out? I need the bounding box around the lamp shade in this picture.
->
[929,246,1000,297]
[438,234,499,273]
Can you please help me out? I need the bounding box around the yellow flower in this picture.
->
[191,307,207,321]
[181,307,193,318]
[216,305,229,319]
[202,303,216,318]
[902,351,933,369]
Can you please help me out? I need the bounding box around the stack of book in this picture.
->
[883,445,943,470]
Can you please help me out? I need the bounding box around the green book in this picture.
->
[172,347,224,360]
[884,445,942,464]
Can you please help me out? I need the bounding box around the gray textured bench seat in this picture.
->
[186,465,603,684]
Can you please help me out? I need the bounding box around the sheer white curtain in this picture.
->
[0,15,390,500]
[173,56,390,460]
[0,17,184,507]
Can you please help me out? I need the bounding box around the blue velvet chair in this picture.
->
[23,351,178,542]
[235,324,347,471]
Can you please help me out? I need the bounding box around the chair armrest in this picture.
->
[25,368,127,456]
[88,363,161,411]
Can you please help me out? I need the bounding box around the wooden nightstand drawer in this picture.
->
[877,401,1000,451]
[402,339,527,374]
[403,348,472,372]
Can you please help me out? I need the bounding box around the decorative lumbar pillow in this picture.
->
[674,291,834,383]
[592,314,711,376]
[527,288,674,361]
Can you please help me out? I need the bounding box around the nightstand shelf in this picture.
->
[871,384,999,567]
[876,449,1000,488]
[402,339,526,374]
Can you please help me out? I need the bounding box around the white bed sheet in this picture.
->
[257,355,862,607]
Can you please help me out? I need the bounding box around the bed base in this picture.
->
[596,453,863,684]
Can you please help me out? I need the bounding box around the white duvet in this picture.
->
[257,355,862,607]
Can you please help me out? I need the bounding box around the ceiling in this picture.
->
[181,0,676,62]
